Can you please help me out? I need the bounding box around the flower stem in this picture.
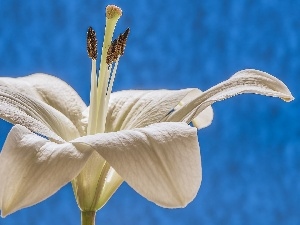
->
[81,211,96,225]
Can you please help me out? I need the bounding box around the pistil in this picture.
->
[86,5,129,135]
[95,5,122,133]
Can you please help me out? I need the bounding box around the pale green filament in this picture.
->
[87,59,97,135]
[103,57,120,119]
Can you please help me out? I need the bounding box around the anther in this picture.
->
[118,27,130,56]
[106,39,118,64]
[106,28,130,64]
[87,27,98,60]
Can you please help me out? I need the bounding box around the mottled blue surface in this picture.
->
[0,0,299,225]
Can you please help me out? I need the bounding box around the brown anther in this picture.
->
[118,27,130,56]
[106,28,130,64]
[106,39,118,64]
[87,27,98,60]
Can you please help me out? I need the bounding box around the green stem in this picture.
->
[81,211,96,225]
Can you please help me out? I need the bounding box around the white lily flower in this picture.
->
[0,4,294,224]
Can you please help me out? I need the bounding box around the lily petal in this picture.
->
[105,89,197,131]
[0,125,93,217]
[19,74,87,135]
[0,74,87,135]
[163,69,294,124]
[0,77,42,99]
[175,89,213,129]
[72,122,201,208]
[0,83,79,142]
[192,106,213,129]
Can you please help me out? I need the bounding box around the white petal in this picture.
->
[72,122,201,208]
[105,89,196,131]
[163,69,294,124]
[0,77,42,99]
[0,83,79,142]
[192,106,213,129]
[19,74,87,135]
[0,125,93,217]
[175,89,213,129]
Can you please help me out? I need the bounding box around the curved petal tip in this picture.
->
[234,69,294,102]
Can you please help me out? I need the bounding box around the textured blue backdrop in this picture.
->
[0,0,299,225]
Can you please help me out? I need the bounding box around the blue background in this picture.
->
[0,0,299,225]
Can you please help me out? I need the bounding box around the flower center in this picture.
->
[86,5,129,135]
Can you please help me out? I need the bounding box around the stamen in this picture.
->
[86,27,98,134]
[101,28,130,125]
[87,27,98,60]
